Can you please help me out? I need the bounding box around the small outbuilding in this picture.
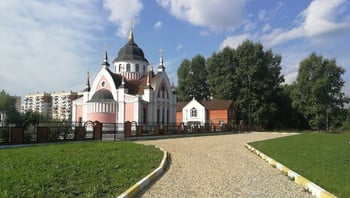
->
[176,98,236,127]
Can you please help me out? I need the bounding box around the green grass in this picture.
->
[0,141,163,197]
[249,133,350,198]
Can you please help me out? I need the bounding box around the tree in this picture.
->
[207,47,238,100]
[177,55,210,101]
[234,40,284,129]
[177,59,191,101]
[291,53,349,131]
[0,90,21,123]
[272,84,308,130]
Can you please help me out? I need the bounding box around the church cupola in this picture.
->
[112,28,149,80]
[101,51,110,69]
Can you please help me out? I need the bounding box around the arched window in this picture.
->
[119,64,122,72]
[126,63,131,72]
[190,107,197,117]
[135,64,139,72]
[143,65,146,74]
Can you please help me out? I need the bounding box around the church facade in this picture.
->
[71,29,176,124]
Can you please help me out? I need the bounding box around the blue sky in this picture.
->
[1,0,350,100]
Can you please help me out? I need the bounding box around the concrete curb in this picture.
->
[245,144,337,198]
[118,147,168,198]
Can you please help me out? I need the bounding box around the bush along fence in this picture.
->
[0,120,246,145]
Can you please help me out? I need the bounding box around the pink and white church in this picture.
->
[71,29,177,124]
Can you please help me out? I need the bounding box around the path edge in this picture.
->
[245,143,337,198]
[118,147,168,198]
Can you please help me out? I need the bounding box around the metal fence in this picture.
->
[0,120,241,145]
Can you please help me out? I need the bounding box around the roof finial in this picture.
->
[84,71,91,92]
[101,45,110,69]
[129,19,134,42]
[158,49,165,72]
[160,49,164,65]
[147,66,151,86]
[104,44,109,60]
[144,65,153,90]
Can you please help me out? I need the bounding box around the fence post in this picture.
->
[125,121,131,138]
[11,127,24,144]
[75,126,85,141]
[163,125,168,135]
[37,127,48,143]
[94,121,102,140]
[155,125,160,135]
[136,125,142,136]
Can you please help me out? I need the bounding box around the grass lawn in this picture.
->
[249,133,350,198]
[0,141,163,197]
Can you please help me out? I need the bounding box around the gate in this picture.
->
[84,121,95,139]
[101,123,125,141]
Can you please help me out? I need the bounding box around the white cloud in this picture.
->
[262,24,271,33]
[0,0,104,97]
[284,72,298,85]
[156,0,247,31]
[154,21,163,31]
[243,22,256,32]
[103,0,143,38]
[258,10,266,21]
[176,44,183,51]
[303,0,350,37]
[220,33,251,49]
[261,0,350,47]
[200,30,210,36]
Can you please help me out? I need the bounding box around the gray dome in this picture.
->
[113,32,149,63]
[89,89,115,102]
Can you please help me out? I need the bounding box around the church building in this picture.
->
[71,29,177,124]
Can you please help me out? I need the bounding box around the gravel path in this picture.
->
[136,133,312,198]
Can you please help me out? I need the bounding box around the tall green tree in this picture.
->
[292,53,349,131]
[207,47,238,100]
[177,55,209,101]
[234,40,284,129]
[272,84,308,130]
[0,90,21,123]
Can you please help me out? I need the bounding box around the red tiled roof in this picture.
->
[201,100,234,110]
[176,101,189,112]
[176,100,234,112]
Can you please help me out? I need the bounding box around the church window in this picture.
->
[126,64,131,72]
[101,81,106,88]
[190,107,197,117]
[143,65,146,73]
[136,64,139,72]
[119,64,122,72]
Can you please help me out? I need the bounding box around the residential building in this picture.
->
[22,92,80,120]
[22,92,51,117]
[51,91,80,120]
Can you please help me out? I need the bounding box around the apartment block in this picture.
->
[22,91,81,120]
[22,92,52,117]
[51,91,80,120]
